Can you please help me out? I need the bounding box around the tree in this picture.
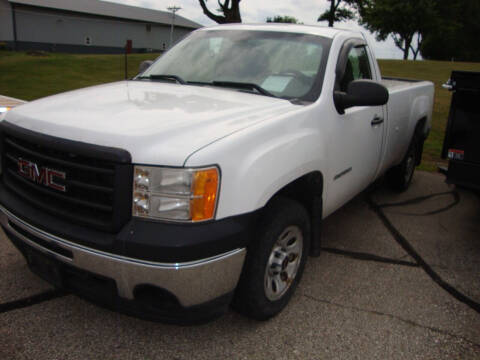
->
[318,0,356,27]
[198,0,241,24]
[409,33,423,61]
[266,15,299,23]
[355,0,436,60]
[421,0,480,62]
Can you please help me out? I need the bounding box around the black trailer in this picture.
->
[441,71,480,190]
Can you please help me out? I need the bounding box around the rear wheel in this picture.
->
[387,137,418,192]
[232,197,310,320]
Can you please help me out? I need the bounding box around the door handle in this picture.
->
[371,116,384,126]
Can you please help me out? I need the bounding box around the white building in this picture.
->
[0,0,201,53]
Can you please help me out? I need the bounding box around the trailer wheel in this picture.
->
[387,137,418,192]
[232,197,310,320]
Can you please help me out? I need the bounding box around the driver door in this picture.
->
[328,44,385,210]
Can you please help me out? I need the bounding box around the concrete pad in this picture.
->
[0,294,478,360]
[301,254,480,344]
[371,171,480,302]
[372,171,454,204]
[322,193,413,261]
[0,228,52,303]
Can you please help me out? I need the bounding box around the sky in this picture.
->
[107,0,405,59]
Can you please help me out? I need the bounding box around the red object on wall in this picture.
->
[126,40,133,54]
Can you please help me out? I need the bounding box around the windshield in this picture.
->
[141,30,331,101]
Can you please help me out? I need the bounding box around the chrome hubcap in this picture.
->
[264,226,303,301]
[405,154,415,183]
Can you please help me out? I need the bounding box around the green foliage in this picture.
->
[421,0,480,62]
[318,7,355,23]
[356,0,436,60]
[356,0,479,61]
[318,0,356,27]
[266,15,299,24]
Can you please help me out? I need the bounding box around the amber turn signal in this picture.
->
[190,168,219,221]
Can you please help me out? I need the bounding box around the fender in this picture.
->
[407,93,433,142]
[385,84,434,169]
[184,109,330,220]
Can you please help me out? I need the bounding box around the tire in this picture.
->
[387,136,418,192]
[232,197,310,320]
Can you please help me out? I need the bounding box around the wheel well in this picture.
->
[269,171,324,257]
[414,117,427,166]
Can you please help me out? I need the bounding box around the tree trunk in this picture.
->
[403,36,412,60]
[198,0,241,24]
[328,0,335,27]
[410,33,422,61]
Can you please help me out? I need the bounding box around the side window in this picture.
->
[340,46,372,91]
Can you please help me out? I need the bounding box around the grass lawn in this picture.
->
[0,51,160,100]
[1,51,480,171]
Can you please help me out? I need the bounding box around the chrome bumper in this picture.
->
[0,206,246,307]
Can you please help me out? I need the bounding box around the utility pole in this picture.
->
[11,3,18,51]
[167,5,181,48]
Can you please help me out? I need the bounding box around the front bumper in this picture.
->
[0,206,246,319]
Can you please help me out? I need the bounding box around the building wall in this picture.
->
[0,0,14,42]
[2,2,194,53]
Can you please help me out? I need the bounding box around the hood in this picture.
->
[5,81,296,165]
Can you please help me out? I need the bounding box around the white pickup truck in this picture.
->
[0,24,434,323]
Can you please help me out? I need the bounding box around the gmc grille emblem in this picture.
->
[17,158,66,192]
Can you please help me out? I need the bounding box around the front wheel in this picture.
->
[232,197,310,320]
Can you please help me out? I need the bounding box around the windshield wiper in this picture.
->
[185,81,212,86]
[137,74,186,84]
[135,77,277,97]
[211,81,276,98]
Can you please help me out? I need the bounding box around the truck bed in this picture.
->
[379,76,434,172]
[381,77,424,91]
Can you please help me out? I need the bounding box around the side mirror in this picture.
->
[138,60,153,75]
[334,79,389,114]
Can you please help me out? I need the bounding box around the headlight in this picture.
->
[132,166,220,222]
